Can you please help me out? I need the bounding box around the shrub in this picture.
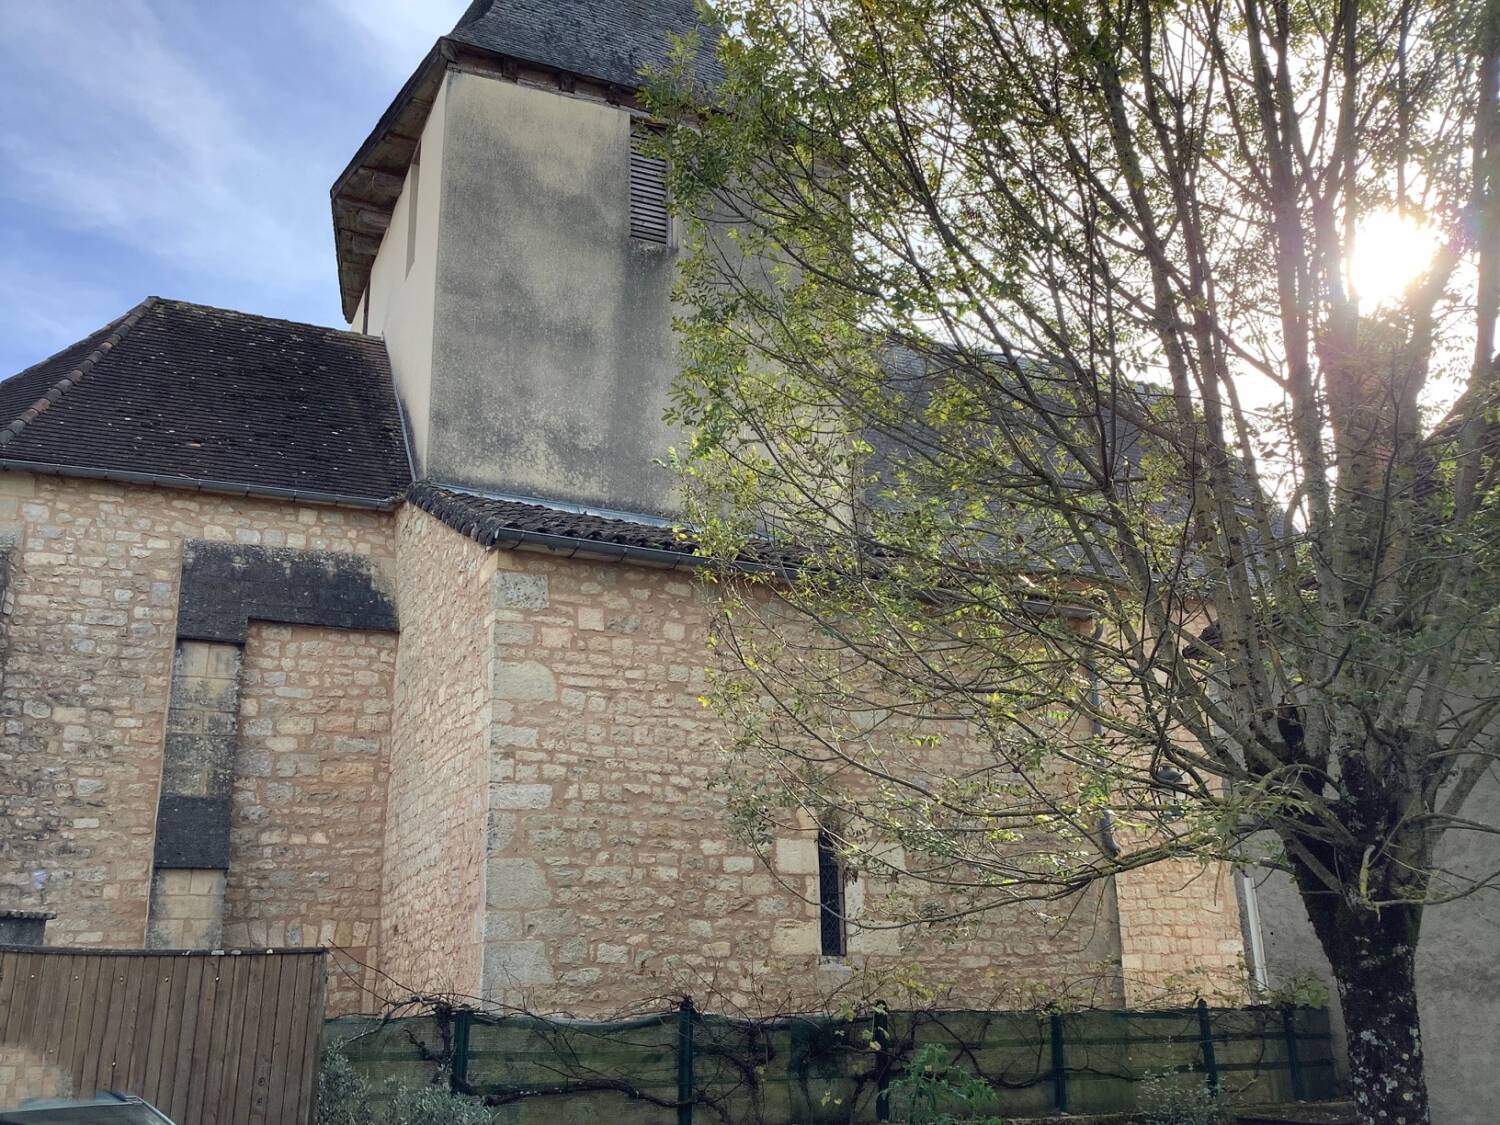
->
[886,1042,1009,1124]
[378,1083,495,1125]
[1135,1070,1229,1125]
[316,1049,373,1125]
[316,1048,494,1125]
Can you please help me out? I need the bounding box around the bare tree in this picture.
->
[648,0,1500,1120]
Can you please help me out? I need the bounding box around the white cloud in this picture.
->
[0,1,313,283]
[316,0,465,78]
[0,0,466,372]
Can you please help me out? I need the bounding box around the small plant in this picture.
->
[1135,1070,1229,1125]
[887,1042,1009,1124]
[379,1082,495,1125]
[317,1048,495,1124]
[1259,971,1330,1010]
[316,1049,373,1125]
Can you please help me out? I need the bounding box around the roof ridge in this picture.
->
[0,297,157,448]
[148,296,379,340]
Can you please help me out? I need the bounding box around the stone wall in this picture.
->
[0,470,1248,1020]
[463,530,1145,1014]
[224,622,397,1014]
[1114,858,1246,1004]
[0,472,393,950]
[0,1043,71,1107]
[377,505,495,1000]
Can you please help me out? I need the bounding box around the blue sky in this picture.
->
[0,1,469,376]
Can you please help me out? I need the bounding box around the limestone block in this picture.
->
[774,838,818,875]
[484,940,555,987]
[771,919,818,956]
[849,919,902,956]
[487,811,517,851]
[486,858,551,908]
[493,573,549,610]
[492,661,557,701]
[522,908,576,936]
[489,783,553,810]
[595,943,629,964]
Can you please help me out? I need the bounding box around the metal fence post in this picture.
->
[677,997,696,1125]
[1281,1006,1306,1101]
[1049,1012,1068,1112]
[1196,1000,1219,1092]
[872,1005,892,1122]
[450,1008,472,1094]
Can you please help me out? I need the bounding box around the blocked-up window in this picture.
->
[629,121,670,244]
[817,828,847,957]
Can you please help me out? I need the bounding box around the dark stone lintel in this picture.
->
[175,541,397,643]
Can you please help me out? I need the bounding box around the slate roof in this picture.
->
[450,0,723,91]
[409,481,693,554]
[407,481,794,570]
[0,298,411,506]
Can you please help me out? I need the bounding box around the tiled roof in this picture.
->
[0,298,411,506]
[409,481,693,554]
[450,0,723,91]
[408,482,792,571]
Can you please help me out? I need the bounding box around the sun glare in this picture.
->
[1348,209,1442,309]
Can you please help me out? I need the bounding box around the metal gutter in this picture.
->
[0,459,400,512]
[473,522,791,578]
[388,368,420,485]
[1236,866,1272,995]
[440,482,678,528]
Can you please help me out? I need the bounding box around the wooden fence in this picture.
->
[0,945,326,1125]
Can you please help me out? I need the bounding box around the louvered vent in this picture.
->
[629,123,670,244]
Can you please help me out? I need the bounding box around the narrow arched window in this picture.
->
[816,828,847,957]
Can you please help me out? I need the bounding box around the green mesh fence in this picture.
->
[326,1002,1338,1123]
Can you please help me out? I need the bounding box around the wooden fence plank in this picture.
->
[246,953,285,1125]
[0,949,325,1123]
[294,958,327,1125]
[33,950,73,1082]
[77,954,116,1095]
[198,955,242,1125]
[148,954,192,1107]
[2,947,43,1053]
[48,953,85,1096]
[63,955,105,1096]
[216,956,256,1125]
[0,951,17,1037]
[120,952,164,1096]
[266,954,302,1125]
[185,954,228,1125]
[166,955,208,1123]
[140,955,179,1100]
[227,954,268,1125]
[275,952,318,1125]
[89,954,131,1094]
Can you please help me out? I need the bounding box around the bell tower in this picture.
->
[331,0,721,517]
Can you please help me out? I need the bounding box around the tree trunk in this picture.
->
[1308,893,1430,1124]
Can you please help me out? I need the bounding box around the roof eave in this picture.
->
[0,459,402,512]
[330,39,454,322]
[330,37,647,321]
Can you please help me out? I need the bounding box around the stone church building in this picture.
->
[0,0,1246,1016]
